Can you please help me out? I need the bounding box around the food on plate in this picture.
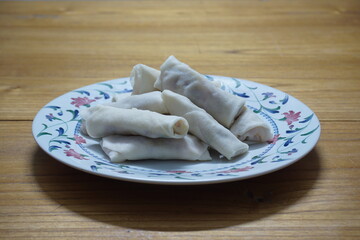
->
[80,105,188,139]
[101,134,211,162]
[109,91,168,114]
[130,64,160,95]
[162,90,249,159]
[79,56,273,162]
[230,107,273,142]
[154,55,245,128]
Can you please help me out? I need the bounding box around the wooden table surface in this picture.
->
[1,0,359,239]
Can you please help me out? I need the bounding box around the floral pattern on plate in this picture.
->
[32,76,320,185]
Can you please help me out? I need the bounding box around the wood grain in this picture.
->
[0,0,360,239]
[1,121,359,239]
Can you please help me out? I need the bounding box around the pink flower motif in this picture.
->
[74,135,86,144]
[70,97,96,108]
[218,166,253,173]
[267,134,280,144]
[282,110,301,125]
[46,113,55,121]
[64,148,88,160]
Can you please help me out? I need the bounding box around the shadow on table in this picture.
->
[32,147,321,231]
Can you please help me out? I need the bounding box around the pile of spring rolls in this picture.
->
[80,56,273,162]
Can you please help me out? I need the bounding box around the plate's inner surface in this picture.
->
[33,76,320,184]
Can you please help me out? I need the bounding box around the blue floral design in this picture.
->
[262,92,276,100]
[46,113,56,121]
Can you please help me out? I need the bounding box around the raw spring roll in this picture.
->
[154,56,245,128]
[230,107,273,142]
[80,105,188,139]
[109,91,168,114]
[162,90,249,159]
[130,64,160,95]
[101,134,211,162]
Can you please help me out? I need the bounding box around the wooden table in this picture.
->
[1,0,359,239]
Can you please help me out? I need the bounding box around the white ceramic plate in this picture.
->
[32,76,320,185]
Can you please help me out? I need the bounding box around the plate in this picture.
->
[32,76,320,185]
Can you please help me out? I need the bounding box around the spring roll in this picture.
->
[101,134,211,162]
[109,91,168,114]
[80,105,188,139]
[154,56,245,127]
[130,64,160,95]
[230,107,273,142]
[162,90,249,159]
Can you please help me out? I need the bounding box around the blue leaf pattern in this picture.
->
[52,140,71,145]
[299,113,314,123]
[97,83,113,89]
[280,95,289,105]
[115,89,132,94]
[56,127,65,136]
[44,106,61,110]
[284,137,294,147]
[49,145,61,152]
[74,90,90,96]
[232,90,250,98]
[66,109,79,121]
[263,106,280,114]
[97,90,110,99]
